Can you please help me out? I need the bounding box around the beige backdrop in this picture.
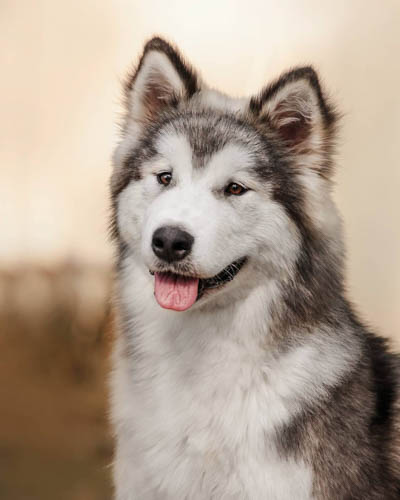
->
[1,0,399,339]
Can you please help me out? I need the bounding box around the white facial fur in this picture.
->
[117,128,300,298]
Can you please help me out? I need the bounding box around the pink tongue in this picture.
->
[154,273,199,311]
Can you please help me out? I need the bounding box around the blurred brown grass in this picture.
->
[0,262,114,500]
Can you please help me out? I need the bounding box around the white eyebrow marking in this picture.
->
[204,142,256,181]
[155,131,194,174]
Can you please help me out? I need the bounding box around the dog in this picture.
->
[109,37,400,499]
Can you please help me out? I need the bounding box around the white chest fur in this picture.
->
[111,283,320,499]
[111,264,360,499]
[112,338,313,500]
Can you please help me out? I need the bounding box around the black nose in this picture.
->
[152,226,194,263]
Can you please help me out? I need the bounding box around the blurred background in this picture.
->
[1,0,399,498]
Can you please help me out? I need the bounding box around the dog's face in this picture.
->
[111,38,341,312]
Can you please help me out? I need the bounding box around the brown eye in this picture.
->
[157,172,172,186]
[225,182,248,196]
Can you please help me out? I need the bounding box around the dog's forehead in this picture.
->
[154,113,266,173]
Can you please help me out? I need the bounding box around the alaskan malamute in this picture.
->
[110,37,400,499]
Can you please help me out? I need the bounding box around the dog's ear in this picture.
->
[250,67,339,177]
[124,37,200,127]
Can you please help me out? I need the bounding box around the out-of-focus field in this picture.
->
[0,263,113,500]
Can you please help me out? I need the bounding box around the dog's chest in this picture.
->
[115,325,313,500]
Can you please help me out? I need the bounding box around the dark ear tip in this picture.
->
[143,36,174,54]
[284,66,319,83]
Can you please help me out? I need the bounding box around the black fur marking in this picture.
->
[367,334,397,428]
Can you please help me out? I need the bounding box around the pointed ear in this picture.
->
[124,37,200,126]
[250,67,339,176]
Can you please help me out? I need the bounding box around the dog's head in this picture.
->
[111,37,342,312]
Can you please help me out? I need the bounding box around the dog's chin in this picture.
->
[149,257,247,311]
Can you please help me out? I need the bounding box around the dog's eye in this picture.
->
[157,172,172,186]
[225,182,248,196]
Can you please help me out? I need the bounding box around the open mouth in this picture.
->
[152,257,247,312]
